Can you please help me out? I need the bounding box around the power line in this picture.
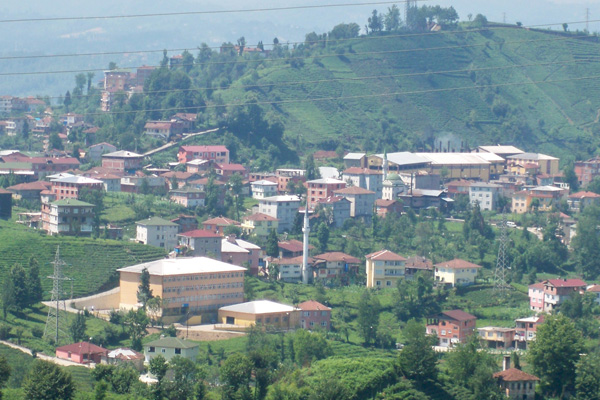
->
[0,34,593,77]
[57,72,600,117]
[0,0,426,24]
[36,57,600,101]
[2,19,599,61]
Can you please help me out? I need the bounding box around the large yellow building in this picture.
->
[434,259,481,287]
[218,300,300,329]
[365,249,407,288]
[117,257,246,321]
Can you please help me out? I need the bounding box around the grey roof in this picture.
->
[136,216,178,226]
[219,300,296,314]
[145,337,198,349]
[103,150,144,158]
[343,152,366,160]
[507,153,559,161]
[117,257,246,276]
[376,152,431,167]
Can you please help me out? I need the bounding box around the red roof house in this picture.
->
[56,342,108,364]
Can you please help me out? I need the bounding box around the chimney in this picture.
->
[503,355,510,371]
[227,234,237,244]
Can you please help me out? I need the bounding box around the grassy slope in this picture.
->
[216,27,600,160]
[0,219,166,298]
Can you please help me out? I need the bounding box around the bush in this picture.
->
[31,326,43,338]
[0,324,10,340]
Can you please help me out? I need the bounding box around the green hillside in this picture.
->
[0,220,165,298]
[210,26,600,161]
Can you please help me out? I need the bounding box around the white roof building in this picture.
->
[117,257,246,276]
[219,300,297,314]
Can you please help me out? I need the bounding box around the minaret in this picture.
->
[383,149,388,180]
[302,207,310,284]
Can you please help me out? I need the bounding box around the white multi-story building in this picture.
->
[251,180,278,199]
[136,216,179,251]
[258,195,301,233]
[469,182,502,211]
[41,199,95,236]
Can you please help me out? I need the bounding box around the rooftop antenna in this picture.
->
[494,212,509,295]
[44,246,73,345]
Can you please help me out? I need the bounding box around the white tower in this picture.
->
[382,149,389,181]
[302,208,310,284]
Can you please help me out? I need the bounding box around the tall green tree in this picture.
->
[357,290,380,345]
[397,319,438,386]
[563,163,579,193]
[0,355,10,400]
[27,257,43,306]
[10,264,28,313]
[575,351,600,400]
[304,154,318,181]
[316,223,329,253]
[124,309,149,351]
[69,311,87,343]
[266,229,279,258]
[0,278,14,320]
[220,353,253,400]
[63,90,72,112]
[137,267,153,309]
[384,5,401,31]
[149,355,168,400]
[528,314,584,398]
[166,355,198,400]
[367,9,384,33]
[572,205,600,279]
[23,359,75,400]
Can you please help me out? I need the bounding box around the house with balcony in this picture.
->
[477,327,516,349]
[202,216,240,235]
[528,282,545,312]
[434,259,481,287]
[341,167,383,198]
[313,252,361,283]
[365,249,407,288]
[575,156,600,187]
[258,195,301,233]
[41,199,95,236]
[426,309,476,347]
[266,256,310,282]
[567,191,600,212]
[251,180,278,199]
[334,186,376,221]
[404,256,434,280]
[531,278,587,312]
[469,182,502,211]
[177,145,229,164]
[144,120,184,141]
[102,150,144,173]
[50,175,104,200]
[169,187,205,208]
[240,213,279,239]
[316,196,351,228]
[514,315,545,349]
[216,163,248,180]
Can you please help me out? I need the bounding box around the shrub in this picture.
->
[0,324,10,340]
[31,326,43,338]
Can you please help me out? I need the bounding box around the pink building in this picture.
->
[56,342,107,364]
[50,176,104,200]
[306,178,346,210]
[216,163,248,179]
[177,145,230,164]
[221,235,262,275]
[528,283,545,312]
[298,300,331,331]
[529,279,587,312]
[202,216,240,235]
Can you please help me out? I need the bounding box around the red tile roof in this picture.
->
[365,249,407,262]
[493,368,539,382]
[56,341,107,355]
[434,259,482,270]
[334,186,375,195]
[439,309,476,322]
[298,300,331,311]
[405,256,433,270]
[160,171,196,180]
[7,181,51,191]
[179,229,222,238]
[218,163,246,171]
[314,252,360,264]
[587,284,600,293]
[278,239,315,252]
[243,213,278,222]
[545,278,587,288]
[203,216,240,226]
[528,282,545,290]
[313,150,338,160]
[180,145,228,153]
[569,191,600,199]
[318,196,349,204]
[375,199,399,207]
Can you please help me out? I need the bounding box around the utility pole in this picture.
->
[44,246,73,345]
[494,213,509,295]
[586,8,590,32]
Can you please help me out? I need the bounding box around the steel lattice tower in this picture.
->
[44,246,72,345]
[494,213,509,294]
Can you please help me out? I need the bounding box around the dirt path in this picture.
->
[0,340,91,368]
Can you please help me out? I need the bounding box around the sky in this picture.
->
[2,0,600,95]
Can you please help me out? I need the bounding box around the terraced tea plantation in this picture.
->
[0,220,166,298]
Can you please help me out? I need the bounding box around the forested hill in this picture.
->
[210,26,600,162]
[67,21,600,167]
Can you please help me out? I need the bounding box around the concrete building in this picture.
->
[426,309,476,347]
[88,143,117,162]
[306,178,346,210]
[50,175,104,200]
[316,196,351,228]
[416,153,492,181]
[267,256,308,282]
[218,300,299,329]
[56,342,107,365]
[102,150,144,173]
[177,145,229,164]
[144,337,199,363]
[169,187,205,208]
[506,153,560,176]
[343,152,367,169]
[382,173,406,200]
[574,156,600,187]
[251,180,278,199]
[341,167,382,197]
[365,249,407,288]
[275,169,305,194]
[221,235,262,275]
[136,217,179,251]
[478,327,516,349]
[514,315,545,348]
[177,229,222,259]
[118,257,245,320]
[202,216,240,235]
[375,199,403,218]
[240,213,279,239]
[258,195,301,233]
[334,186,376,221]
[434,259,481,287]
[313,252,361,283]
[567,191,600,212]
[41,199,95,236]
[469,182,502,211]
[529,279,587,312]
[298,300,331,331]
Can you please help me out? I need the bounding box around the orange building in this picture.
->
[117,257,245,322]
[426,309,476,347]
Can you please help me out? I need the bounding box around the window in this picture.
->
[149,347,155,353]
[441,330,446,335]
[161,348,166,353]
[175,348,181,355]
